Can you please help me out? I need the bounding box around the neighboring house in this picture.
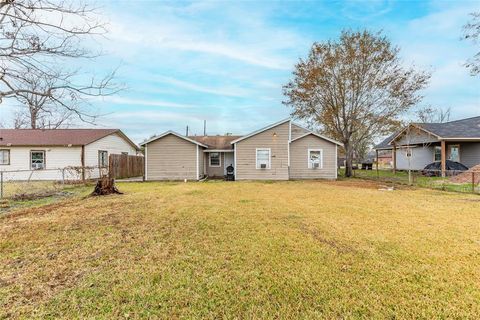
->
[141,118,341,181]
[375,116,480,175]
[0,129,139,180]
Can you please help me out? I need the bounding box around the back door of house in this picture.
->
[224,152,234,175]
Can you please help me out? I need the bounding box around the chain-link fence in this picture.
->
[346,167,480,194]
[0,166,108,200]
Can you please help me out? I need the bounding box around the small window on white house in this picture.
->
[209,152,220,167]
[256,148,271,169]
[308,149,323,169]
[31,151,45,170]
[99,150,108,167]
[0,149,10,165]
[434,146,441,162]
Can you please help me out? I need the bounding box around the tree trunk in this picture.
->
[30,105,37,129]
[344,142,354,177]
[90,177,122,196]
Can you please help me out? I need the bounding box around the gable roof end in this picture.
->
[290,131,343,146]
[140,130,208,148]
[230,118,291,144]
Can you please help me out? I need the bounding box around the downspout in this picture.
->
[288,120,291,179]
[144,144,148,181]
[233,143,237,179]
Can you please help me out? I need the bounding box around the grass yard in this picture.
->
[1,180,480,318]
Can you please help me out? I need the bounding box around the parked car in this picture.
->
[421,160,468,177]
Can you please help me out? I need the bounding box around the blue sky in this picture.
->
[2,0,479,143]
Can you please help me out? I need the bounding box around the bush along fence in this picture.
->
[349,167,480,194]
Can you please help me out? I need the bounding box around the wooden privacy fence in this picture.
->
[109,154,144,179]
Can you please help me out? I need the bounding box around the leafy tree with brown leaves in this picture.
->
[283,30,430,177]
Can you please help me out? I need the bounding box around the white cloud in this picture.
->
[153,75,251,98]
[103,4,305,70]
[101,96,195,109]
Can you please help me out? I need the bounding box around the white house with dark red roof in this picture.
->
[0,129,139,180]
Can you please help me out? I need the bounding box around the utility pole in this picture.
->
[203,120,206,136]
[186,126,189,136]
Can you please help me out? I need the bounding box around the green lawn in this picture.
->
[1,180,479,318]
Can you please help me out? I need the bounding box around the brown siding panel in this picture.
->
[290,135,337,179]
[291,123,310,140]
[235,121,290,180]
[146,134,197,180]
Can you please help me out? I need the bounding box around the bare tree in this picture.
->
[415,105,451,123]
[283,30,430,177]
[0,0,120,124]
[463,12,480,76]
[11,67,105,128]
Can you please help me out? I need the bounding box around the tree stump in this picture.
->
[91,177,123,196]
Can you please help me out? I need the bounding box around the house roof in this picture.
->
[0,129,139,149]
[415,116,480,139]
[188,135,242,150]
[140,131,209,148]
[375,132,399,150]
[375,116,480,150]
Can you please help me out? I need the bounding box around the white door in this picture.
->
[224,152,234,175]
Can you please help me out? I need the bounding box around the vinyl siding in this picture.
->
[84,133,137,167]
[395,129,439,146]
[235,121,289,180]
[0,146,82,180]
[395,146,434,170]
[290,123,310,140]
[206,152,225,177]
[145,134,197,181]
[459,142,480,168]
[84,133,138,179]
[290,135,337,179]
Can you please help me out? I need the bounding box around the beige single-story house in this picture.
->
[141,118,341,181]
[0,129,139,180]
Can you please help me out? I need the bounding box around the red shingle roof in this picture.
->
[188,135,242,150]
[0,129,126,147]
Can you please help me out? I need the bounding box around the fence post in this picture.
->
[473,171,475,194]
[0,171,3,199]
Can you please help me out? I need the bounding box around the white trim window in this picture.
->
[256,148,271,169]
[31,150,45,170]
[308,149,323,169]
[98,150,108,167]
[209,152,221,167]
[0,149,10,165]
